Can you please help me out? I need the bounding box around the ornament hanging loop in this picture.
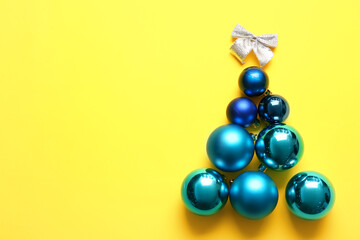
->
[250,133,258,141]
[265,89,272,96]
[252,119,261,129]
[258,164,267,172]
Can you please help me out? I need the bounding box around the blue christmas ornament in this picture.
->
[239,66,269,97]
[258,94,290,124]
[181,168,229,215]
[255,124,303,171]
[207,124,254,172]
[230,171,278,219]
[226,97,257,127]
[285,171,335,220]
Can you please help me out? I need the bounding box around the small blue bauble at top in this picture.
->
[285,171,335,220]
[226,97,257,127]
[258,94,290,124]
[181,168,229,215]
[230,171,278,219]
[207,124,254,172]
[255,124,304,171]
[239,66,269,97]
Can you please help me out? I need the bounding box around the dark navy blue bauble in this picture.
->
[226,97,257,127]
[239,67,269,97]
[230,171,278,219]
[258,94,290,124]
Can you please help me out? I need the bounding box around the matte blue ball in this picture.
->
[207,124,254,172]
[181,168,229,215]
[239,67,269,97]
[255,124,304,171]
[286,171,335,220]
[258,94,290,124]
[226,97,257,127]
[230,171,278,219]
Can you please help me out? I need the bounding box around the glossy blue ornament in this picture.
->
[207,124,254,172]
[258,94,290,124]
[255,124,304,171]
[181,168,229,215]
[239,66,269,97]
[230,171,278,219]
[226,97,257,127]
[285,171,335,220]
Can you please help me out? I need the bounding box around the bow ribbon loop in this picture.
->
[230,24,278,67]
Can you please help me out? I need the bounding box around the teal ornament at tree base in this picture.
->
[285,171,335,220]
[229,171,278,219]
[181,168,229,216]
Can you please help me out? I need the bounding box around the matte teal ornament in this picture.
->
[285,171,335,220]
[181,168,229,216]
[207,124,254,172]
[230,171,278,219]
[255,124,304,171]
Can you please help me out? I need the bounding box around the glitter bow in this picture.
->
[230,24,278,67]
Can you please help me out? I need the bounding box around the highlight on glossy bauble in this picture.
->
[181,168,229,216]
[230,171,278,219]
[239,66,269,97]
[255,124,303,171]
[285,171,335,220]
[207,124,254,172]
[258,94,290,124]
[226,97,257,127]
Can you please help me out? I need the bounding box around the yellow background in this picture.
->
[0,0,359,239]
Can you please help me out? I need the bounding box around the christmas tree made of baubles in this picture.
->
[181,66,335,220]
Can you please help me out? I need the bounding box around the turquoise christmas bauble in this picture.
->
[181,168,229,215]
[207,124,254,172]
[255,124,304,171]
[285,171,335,220]
[230,171,278,219]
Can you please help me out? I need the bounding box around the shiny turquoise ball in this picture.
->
[255,124,304,171]
[285,171,335,220]
[230,171,278,219]
[181,168,229,216]
[207,124,254,172]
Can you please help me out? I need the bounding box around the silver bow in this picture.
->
[230,24,278,67]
